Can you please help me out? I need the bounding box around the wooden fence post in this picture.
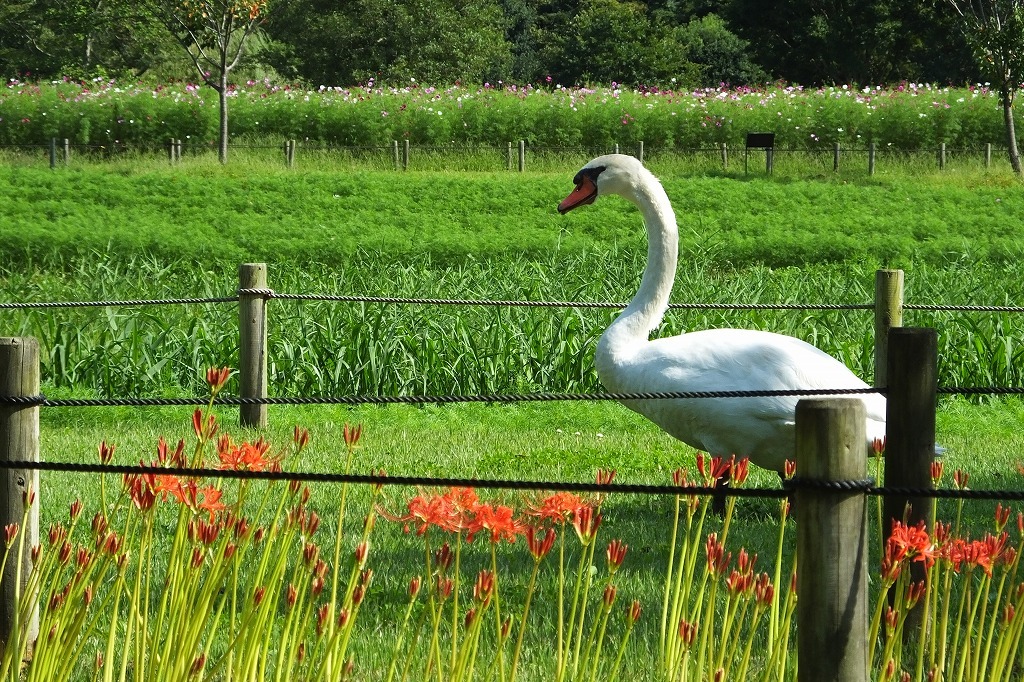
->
[874,269,904,388]
[796,398,868,682]
[720,142,728,168]
[637,141,644,164]
[238,264,269,428]
[939,143,946,170]
[62,139,70,165]
[518,140,525,172]
[49,138,57,169]
[985,143,992,168]
[884,328,937,634]
[506,142,512,171]
[868,142,876,175]
[0,338,40,653]
[766,147,774,174]
[393,140,400,170]
[884,328,937,536]
[402,140,410,171]
[834,142,841,171]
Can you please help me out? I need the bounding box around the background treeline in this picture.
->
[0,0,979,88]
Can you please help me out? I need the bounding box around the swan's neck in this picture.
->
[603,176,678,350]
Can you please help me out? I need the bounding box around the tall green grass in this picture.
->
[5,254,1024,398]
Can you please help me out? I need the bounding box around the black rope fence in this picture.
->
[5,290,1024,313]
[3,459,1024,503]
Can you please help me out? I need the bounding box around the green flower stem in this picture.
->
[509,555,543,682]
[659,493,683,675]
[735,604,770,681]
[385,589,421,682]
[607,614,637,682]
[569,535,599,679]
[585,594,615,682]
[769,498,789,650]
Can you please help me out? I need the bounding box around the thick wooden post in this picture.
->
[985,143,992,168]
[939,143,946,170]
[720,142,728,168]
[518,140,525,172]
[238,264,269,428]
[637,141,644,164]
[874,269,904,388]
[884,329,937,533]
[796,398,868,682]
[393,140,400,170]
[884,328,937,634]
[834,143,841,171]
[506,142,512,171]
[0,338,40,652]
[62,139,70,165]
[402,140,410,171]
[766,147,774,174]
[49,138,56,169]
[868,142,876,175]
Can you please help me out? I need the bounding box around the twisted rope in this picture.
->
[2,459,1023,501]
[0,387,885,409]
[4,291,1024,313]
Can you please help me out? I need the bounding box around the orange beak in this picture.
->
[557,175,598,214]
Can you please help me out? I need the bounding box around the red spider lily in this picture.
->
[343,423,362,448]
[1004,603,1016,626]
[436,575,454,600]
[217,437,275,472]
[886,520,937,567]
[123,471,158,511]
[626,599,642,625]
[995,503,1012,531]
[872,437,886,456]
[387,491,461,536]
[697,453,734,485]
[316,603,331,636]
[953,469,969,490]
[930,460,944,485]
[526,491,587,524]
[572,505,602,544]
[192,409,217,441]
[754,573,774,607]
[205,366,230,392]
[434,542,454,572]
[474,569,494,605]
[678,619,698,648]
[606,539,628,573]
[253,586,266,606]
[737,548,757,574]
[98,440,115,464]
[725,569,753,596]
[292,426,310,452]
[603,583,617,606]
[48,524,67,548]
[526,526,556,560]
[466,503,524,544]
[408,575,422,599]
[706,533,731,576]
[904,580,926,609]
[3,524,17,548]
[22,485,34,508]
[672,467,689,486]
[731,457,750,485]
[465,608,477,628]
[784,459,797,479]
[596,469,616,485]
[945,533,1008,577]
[69,499,83,522]
[302,542,319,567]
[354,541,369,569]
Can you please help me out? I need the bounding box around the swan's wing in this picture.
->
[599,328,885,470]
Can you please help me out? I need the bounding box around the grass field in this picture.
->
[4,155,1024,679]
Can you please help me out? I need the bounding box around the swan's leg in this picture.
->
[711,463,732,517]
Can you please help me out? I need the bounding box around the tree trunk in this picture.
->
[219,70,229,164]
[1003,87,1022,174]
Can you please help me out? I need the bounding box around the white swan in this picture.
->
[558,154,886,473]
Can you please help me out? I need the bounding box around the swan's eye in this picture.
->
[572,165,606,187]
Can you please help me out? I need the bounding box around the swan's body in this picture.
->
[558,154,885,472]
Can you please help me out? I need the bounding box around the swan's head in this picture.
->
[557,154,649,214]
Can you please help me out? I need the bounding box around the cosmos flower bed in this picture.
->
[0,78,1007,151]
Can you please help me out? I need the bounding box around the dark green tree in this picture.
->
[264,0,512,86]
[555,0,695,86]
[676,13,768,85]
